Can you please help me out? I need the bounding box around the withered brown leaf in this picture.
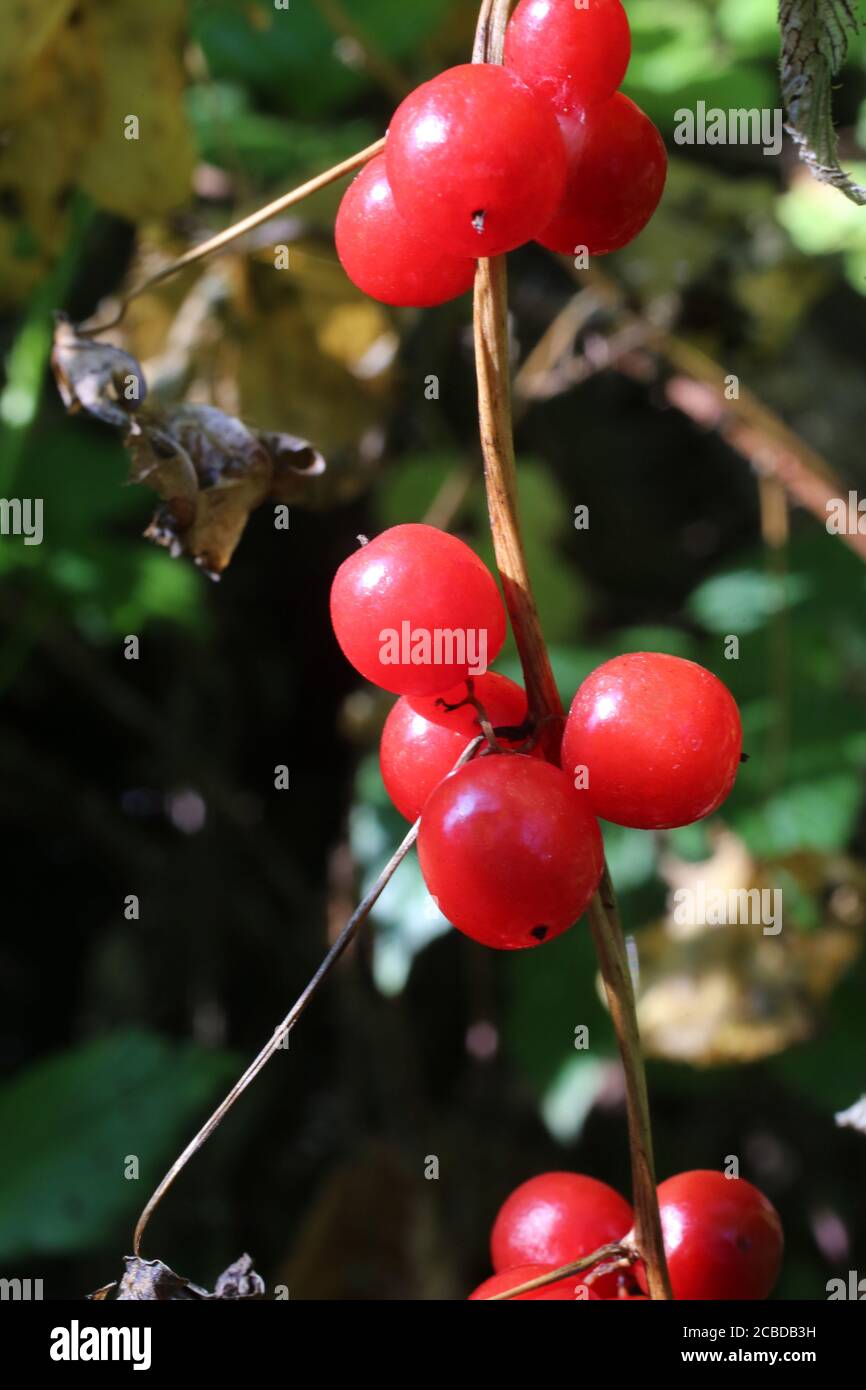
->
[51,319,326,577]
[91,1254,265,1300]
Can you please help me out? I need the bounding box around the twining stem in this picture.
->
[81,137,386,335]
[472,0,671,1300]
[132,737,483,1255]
[587,871,670,1297]
[473,257,563,761]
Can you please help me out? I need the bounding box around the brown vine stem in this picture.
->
[472,0,671,1299]
[80,137,386,335]
[132,737,484,1256]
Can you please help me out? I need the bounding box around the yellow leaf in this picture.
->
[76,0,195,220]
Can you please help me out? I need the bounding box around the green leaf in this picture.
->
[731,772,862,854]
[350,754,450,996]
[0,1031,237,1259]
[186,83,377,183]
[779,0,866,204]
[687,567,810,634]
[541,1056,610,1143]
[191,0,451,118]
[506,926,614,1092]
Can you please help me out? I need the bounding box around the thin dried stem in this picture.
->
[486,1242,632,1300]
[82,137,386,335]
[474,256,563,760]
[471,0,672,1300]
[587,870,670,1299]
[132,736,484,1255]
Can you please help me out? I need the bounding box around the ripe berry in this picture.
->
[335,155,476,307]
[561,652,742,830]
[418,756,603,950]
[380,672,536,823]
[385,64,567,258]
[330,524,507,697]
[469,1265,601,1300]
[651,1171,784,1301]
[491,1172,634,1300]
[504,0,631,115]
[538,95,667,257]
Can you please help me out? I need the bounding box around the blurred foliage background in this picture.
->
[1,0,865,1300]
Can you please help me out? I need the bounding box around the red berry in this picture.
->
[380,672,537,823]
[538,95,667,257]
[469,1264,601,1300]
[561,652,742,830]
[491,1173,634,1300]
[335,155,476,307]
[385,64,566,258]
[330,524,507,697]
[504,0,631,115]
[652,1171,784,1301]
[418,756,603,950]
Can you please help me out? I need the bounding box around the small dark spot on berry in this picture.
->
[471,209,486,233]
[530,925,548,941]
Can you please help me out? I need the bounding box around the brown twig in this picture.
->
[471,0,672,1299]
[474,255,563,761]
[587,870,669,1297]
[80,138,386,335]
[132,737,484,1255]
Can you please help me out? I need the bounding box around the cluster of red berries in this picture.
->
[469,1169,784,1300]
[335,0,667,307]
[330,523,742,951]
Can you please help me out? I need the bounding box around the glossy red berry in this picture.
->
[380,672,537,823]
[538,95,667,257]
[335,155,476,307]
[330,524,507,697]
[652,1171,784,1301]
[561,652,742,830]
[385,64,566,258]
[504,0,631,115]
[418,756,603,950]
[491,1172,634,1300]
[469,1265,601,1300]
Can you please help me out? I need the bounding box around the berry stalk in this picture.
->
[471,0,671,1300]
[81,137,386,335]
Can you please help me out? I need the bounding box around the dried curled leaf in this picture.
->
[93,1254,264,1300]
[52,316,147,427]
[51,320,326,577]
[779,0,866,204]
[213,1253,266,1300]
